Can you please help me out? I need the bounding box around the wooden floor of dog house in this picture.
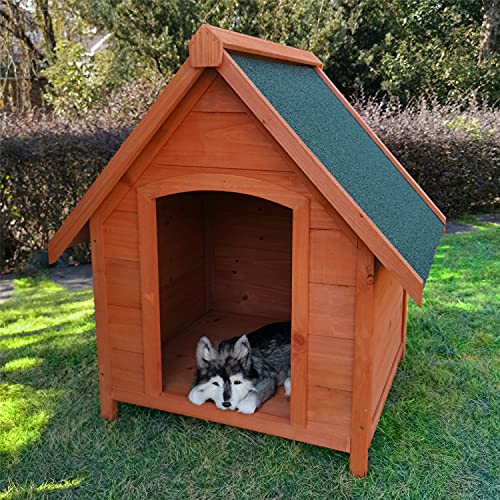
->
[162,310,290,421]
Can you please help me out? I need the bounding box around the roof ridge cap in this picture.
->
[189,24,323,68]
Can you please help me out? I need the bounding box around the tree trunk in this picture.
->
[35,0,56,55]
[478,0,499,65]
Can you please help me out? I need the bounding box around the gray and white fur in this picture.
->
[188,321,291,414]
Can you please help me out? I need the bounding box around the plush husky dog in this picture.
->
[188,321,291,414]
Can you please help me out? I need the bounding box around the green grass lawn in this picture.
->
[1,222,499,499]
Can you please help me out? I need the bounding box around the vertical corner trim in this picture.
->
[350,240,375,477]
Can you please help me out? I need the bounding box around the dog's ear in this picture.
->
[196,336,215,368]
[233,335,251,362]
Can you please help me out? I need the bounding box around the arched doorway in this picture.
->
[137,174,309,426]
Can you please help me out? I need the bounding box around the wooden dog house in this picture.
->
[48,25,446,476]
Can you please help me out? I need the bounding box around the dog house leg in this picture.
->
[91,217,118,422]
[95,323,118,421]
[100,394,118,421]
[350,444,369,478]
[401,291,408,359]
[350,241,375,477]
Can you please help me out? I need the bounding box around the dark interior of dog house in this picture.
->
[157,191,293,420]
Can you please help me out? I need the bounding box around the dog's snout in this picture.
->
[222,401,231,408]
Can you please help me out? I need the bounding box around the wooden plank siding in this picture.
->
[111,349,145,394]
[371,264,404,417]
[108,305,143,353]
[306,220,357,435]
[105,258,141,309]
[99,74,356,443]
[306,226,357,433]
[309,283,356,340]
[308,336,353,391]
[103,210,139,261]
[156,193,206,340]
[309,229,357,286]
[156,112,292,171]
[213,193,292,319]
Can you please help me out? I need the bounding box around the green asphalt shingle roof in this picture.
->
[233,55,444,282]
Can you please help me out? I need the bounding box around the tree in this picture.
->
[34,0,56,55]
[368,0,499,104]
[0,0,91,111]
[0,0,44,61]
[4,0,498,112]
[478,0,499,64]
[0,1,40,111]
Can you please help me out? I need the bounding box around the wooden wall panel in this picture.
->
[156,112,292,171]
[310,229,357,286]
[193,77,246,112]
[105,258,141,308]
[308,336,353,391]
[156,193,206,339]
[99,191,141,396]
[309,283,356,339]
[310,201,342,230]
[103,210,139,261]
[307,385,352,436]
[213,193,292,319]
[109,305,143,353]
[214,281,291,319]
[102,214,144,393]
[215,251,291,287]
[371,264,404,414]
[111,349,144,393]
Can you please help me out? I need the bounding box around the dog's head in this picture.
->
[188,335,255,410]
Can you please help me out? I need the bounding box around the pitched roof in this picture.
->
[48,24,445,306]
[232,55,444,283]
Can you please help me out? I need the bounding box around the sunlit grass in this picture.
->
[0,358,44,373]
[0,223,498,498]
[0,478,82,499]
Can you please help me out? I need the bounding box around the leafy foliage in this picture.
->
[42,40,106,115]
[71,0,499,106]
[376,0,499,103]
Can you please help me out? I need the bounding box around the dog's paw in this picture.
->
[238,392,258,414]
[284,377,291,397]
[188,387,206,405]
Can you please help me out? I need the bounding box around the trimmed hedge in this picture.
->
[0,77,165,269]
[355,96,499,218]
[1,88,498,269]
[0,117,128,268]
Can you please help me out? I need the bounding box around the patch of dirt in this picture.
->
[475,213,500,225]
[0,264,93,302]
[445,221,478,235]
